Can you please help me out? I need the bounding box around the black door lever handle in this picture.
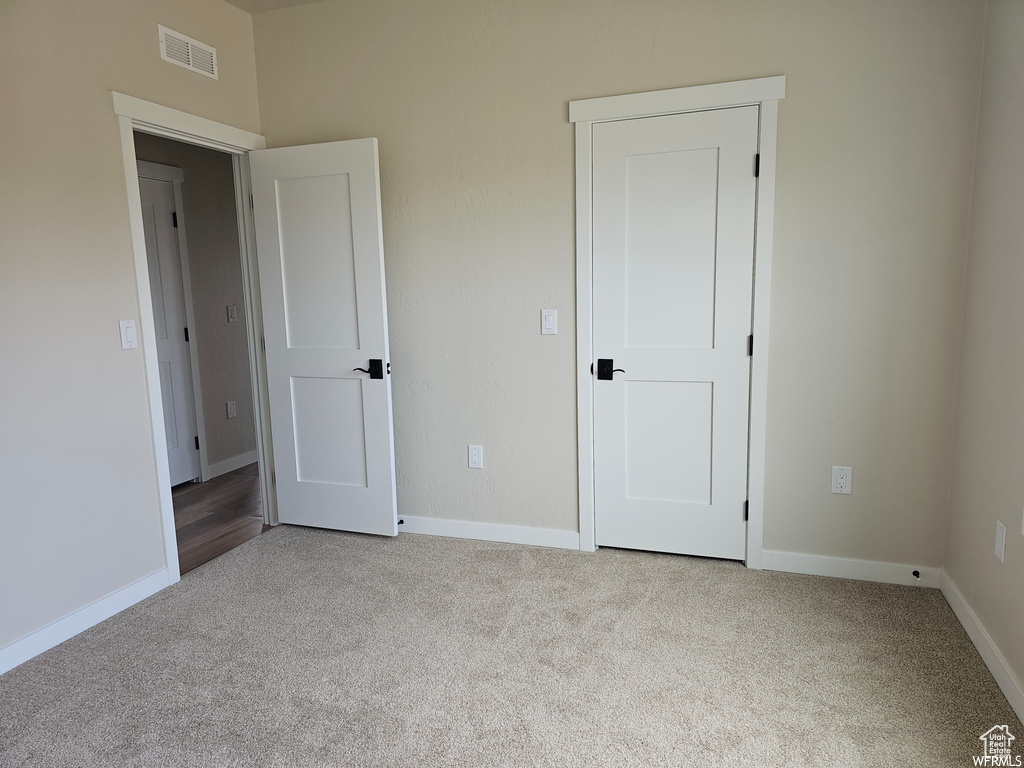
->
[353,359,385,379]
[596,359,625,380]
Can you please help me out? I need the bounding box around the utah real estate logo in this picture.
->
[975,725,1021,766]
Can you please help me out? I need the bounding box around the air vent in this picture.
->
[158,25,218,79]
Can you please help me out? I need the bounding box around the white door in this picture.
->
[250,139,398,536]
[592,106,759,560]
[139,175,200,486]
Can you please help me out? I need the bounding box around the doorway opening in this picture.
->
[134,132,269,574]
[115,93,398,587]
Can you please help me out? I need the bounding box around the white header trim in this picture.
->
[111,92,266,154]
[569,75,786,123]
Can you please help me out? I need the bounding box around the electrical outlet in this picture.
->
[226,401,236,419]
[995,520,1006,563]
[831,466,852,494]
[468,445,483,469]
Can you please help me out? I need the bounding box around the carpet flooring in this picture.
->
[0,526,1019,767]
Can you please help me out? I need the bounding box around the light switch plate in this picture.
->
[541,309,557,335]
[226,401,237,419]
[996,520,1006,563]
[119,319,138,349]
[227,304,237,323]
[468,445,483,469]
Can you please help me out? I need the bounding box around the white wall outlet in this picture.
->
[995,520,1006,563]
[468,445,483,469]
[226,401,237,419]
[119,319,138,349]
[831,466,852,494]
[227,304,237,323]
[541,309,557,335]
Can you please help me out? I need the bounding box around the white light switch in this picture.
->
[226,401,237,419]
[119,319,138,349]
[227,304,238,323]
[468,445,483,469]
[541,309,557,335]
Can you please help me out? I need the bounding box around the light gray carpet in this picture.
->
[0,526,1019,767]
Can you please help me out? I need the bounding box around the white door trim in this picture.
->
[113,92,266,154]
[569,76,786,123]
[136,159,210,482]
[570,76,784,565]
[230,152,277,514]
[113,93,273,585]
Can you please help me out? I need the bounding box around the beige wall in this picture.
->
[945,0,1024,687]
[0,0,260,649]
[253,0,985,565]
[1,0,1010,678]
[134,133,258,470]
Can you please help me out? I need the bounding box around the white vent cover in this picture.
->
[158,25,218,79]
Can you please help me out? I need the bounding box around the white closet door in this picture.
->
[139,175,199,487]
[592,106,758,559]
[250,139,397,535]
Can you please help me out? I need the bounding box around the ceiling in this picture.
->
[221,0,321,14]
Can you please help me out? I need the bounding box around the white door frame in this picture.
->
[136,159,209,483]
[570,76,785,567]
[112,92,275,584]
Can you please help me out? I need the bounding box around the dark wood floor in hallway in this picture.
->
[172,463,268,575]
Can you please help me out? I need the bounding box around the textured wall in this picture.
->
[0,0,260,649]
[134,133,257,470]
[253,0,985,565]
[945,0,1024,692]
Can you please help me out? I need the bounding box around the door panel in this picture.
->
[277,173,361,350]
[139,176,199,486]
[624,380,713,504]
[251,139,397,536]
[593,106,758,560]
[624,147,719,350]
[290,376,367,487]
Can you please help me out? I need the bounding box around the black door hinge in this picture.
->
[194,435,200,451]
[261,336,266,352]
[271,470,276,485]
[754,154,760,178]
[184,327,190,342]
[744,500,749,521]
[172,211,178,228]
[747,334,754,356]
[250,194,254,209]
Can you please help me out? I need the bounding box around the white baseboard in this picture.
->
[941,570,1024,722]
[207,450,258,479]
[0,569,170,676]
[761,549,942,588]
[400,515,580,550]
